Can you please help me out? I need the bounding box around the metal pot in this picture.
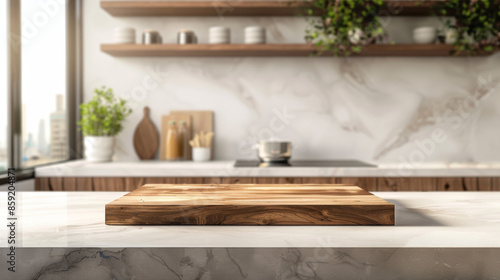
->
[255,141,292,163]
[142,30,162,44]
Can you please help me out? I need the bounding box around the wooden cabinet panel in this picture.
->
[94,177,126,191]
[378,177,438,191]
[35,176,500,192]
[76,178,93,191]
[491,178,500,191]
[336,177,378,192]
[35,178,51,191]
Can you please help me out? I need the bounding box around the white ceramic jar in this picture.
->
[192,147,211,162]
[209,26,230,44]
[413,27,437,44]
[113,27,136,44]
[245,26,266,44]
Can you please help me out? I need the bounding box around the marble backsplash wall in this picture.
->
[84,0,500,163]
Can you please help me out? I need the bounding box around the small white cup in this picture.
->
[192,147,211,162]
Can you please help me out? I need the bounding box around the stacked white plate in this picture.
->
[245,26,266,44]
[114,27,135,44]
[209,26,230,44]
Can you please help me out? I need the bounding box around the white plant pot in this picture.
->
[84,136,115,162]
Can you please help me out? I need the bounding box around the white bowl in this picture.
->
[114,27,135,33]
[413,27,436,44]
[192,147,211,162]
[209,34,230,38]
[114,34,135,38]
[245,34,266,39]
[245,26,265,33]
[246,32,265,36]
[209,27,229,34]
[245,40,265,44]
[245,38,266,44]
[209,37,230,43]
[209,40,230,44]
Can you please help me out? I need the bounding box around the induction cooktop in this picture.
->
[234,160,376,168]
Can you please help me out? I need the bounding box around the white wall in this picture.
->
[84,0,500,164]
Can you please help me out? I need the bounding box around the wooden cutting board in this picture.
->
[105,184,395,225]
[159,114,192,160]
[171,110,214,159]
[133,107,159,160]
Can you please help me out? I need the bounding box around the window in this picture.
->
[0,1,7,172]
[21,0,67,167]
[0,0,78,181]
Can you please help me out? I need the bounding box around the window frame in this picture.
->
[0,0,82,184]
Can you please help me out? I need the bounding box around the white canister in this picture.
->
[192,147,211,162]
[412,27,437,44]
[209,26,230,44]
[84,136,115,162]
[113,27,135,44]
[245,26,266,44]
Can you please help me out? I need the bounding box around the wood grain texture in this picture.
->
[159,114,192,160]
[133,107,160,160]
[36,177,500,192]
[105,184,395,225]
[101,44,498,57]
[100,1,449,17]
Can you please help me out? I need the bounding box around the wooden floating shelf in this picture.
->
[101,44,496,57]
[101,1,447,17]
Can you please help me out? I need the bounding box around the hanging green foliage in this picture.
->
[438,0,500,55]
[305,0,385,56]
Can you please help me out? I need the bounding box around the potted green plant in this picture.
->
[304,0,385,56]
[79,86,132,162]
[438,0,500,55]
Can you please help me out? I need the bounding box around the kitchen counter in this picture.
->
[35,160,500,177]
[2,192,499,248]
[2,191,499,279]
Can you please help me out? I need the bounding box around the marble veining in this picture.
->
[1,192,500,248]
[2,248,500,280]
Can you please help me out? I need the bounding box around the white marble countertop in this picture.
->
[1,192,499,248]
[35,160,500,177]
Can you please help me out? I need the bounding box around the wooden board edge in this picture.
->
[105,204,394,225]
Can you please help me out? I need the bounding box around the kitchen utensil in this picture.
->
[171,110,214,159]
[160,114,192,160]
[177,30,197,44]
[189,131,214,147]
[106,184,395,225]
[192,147,211,162]
[142,30,162,44]
[255,141,292,163]
[412,27,437,44]
[133,107,159,160]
